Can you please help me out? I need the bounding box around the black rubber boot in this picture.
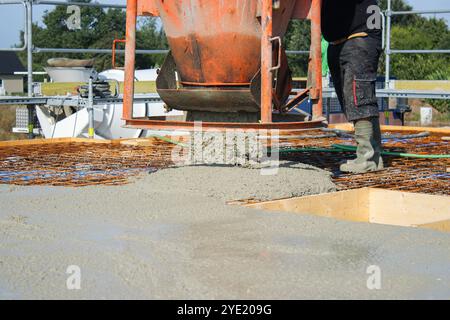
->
[340,118,384,173]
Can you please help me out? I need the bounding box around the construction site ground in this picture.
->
[0,125,449,299]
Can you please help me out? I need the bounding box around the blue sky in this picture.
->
[0,0,449,48]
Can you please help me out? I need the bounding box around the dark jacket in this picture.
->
[321,0,381,42]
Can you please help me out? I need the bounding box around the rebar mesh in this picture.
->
[279,131,450,196]
[0,140,178,187]
[0,131,448,196]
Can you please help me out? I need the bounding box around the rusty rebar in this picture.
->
[0,132,448,196]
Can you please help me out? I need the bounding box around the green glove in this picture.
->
[321,36,329,76]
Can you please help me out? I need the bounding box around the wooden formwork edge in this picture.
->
[240,188,450,232]
[0,136,187,147]
[329,123,450,134]
[0,138,113,147]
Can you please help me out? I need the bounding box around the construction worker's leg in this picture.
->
[338,37,384,173]
[327,44,346,115]
[340,117,384,173]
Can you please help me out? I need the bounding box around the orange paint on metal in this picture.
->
[112,39,126,69]
[125,119,325,132]
[167,33,261,84]
[123,0,324,128]
[310,0,323,119]
[272,1,298,37]
[137,0,159,16]
[180,81,252,87]
[153,1,263,85]
[261,0,273,123]
[123,0,137,120]
[292,0,313,19]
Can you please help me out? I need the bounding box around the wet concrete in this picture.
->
[0,165,449,299]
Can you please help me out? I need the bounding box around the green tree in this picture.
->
[387,18,450,80]
[136,18,168,69]
[425,70,450,114]
[378,0,450,83]
[378,0,418,26]
[17,0,167,73]
[283,0,427,77]
[284,20,311,77]
[284,0,449,79]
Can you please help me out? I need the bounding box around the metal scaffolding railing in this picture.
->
[1,0,449,93]
[0,0,448,139]
[0,0,131,102]
[384,0,450,88]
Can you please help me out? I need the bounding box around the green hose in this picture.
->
[332,144,450,159]
[151,135,189,148]
[150,135,449,159]
[275,147,344,153]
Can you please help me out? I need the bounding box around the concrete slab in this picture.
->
[0,165,449,299]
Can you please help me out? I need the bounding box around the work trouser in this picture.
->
[328,36,382,122]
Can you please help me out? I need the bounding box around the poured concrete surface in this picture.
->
[147,163,336,201]
[0,165,449,299]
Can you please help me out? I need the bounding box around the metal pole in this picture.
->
[26,0,32,97]
[33,47,168,55]
[310,0,323,119]
[0,0,25,3]
[380,11,385,49]
[26,0,34,139]
[123,0,137,121]
[32,47,310,56]
[391,9,450,15]
[385,0,392,89]
[326,98,331,123]
[88,78,94,139]
[390,49,450,54]
[35,0,126,9]
[286,50,310,55]
[260,0,273,124]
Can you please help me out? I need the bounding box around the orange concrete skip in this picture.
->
[168,33,262,84]
[139,0,315,20]
[154,0,263,84]
[292,0,314,19]
[123,0,324,130]
[137,0,159,16]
